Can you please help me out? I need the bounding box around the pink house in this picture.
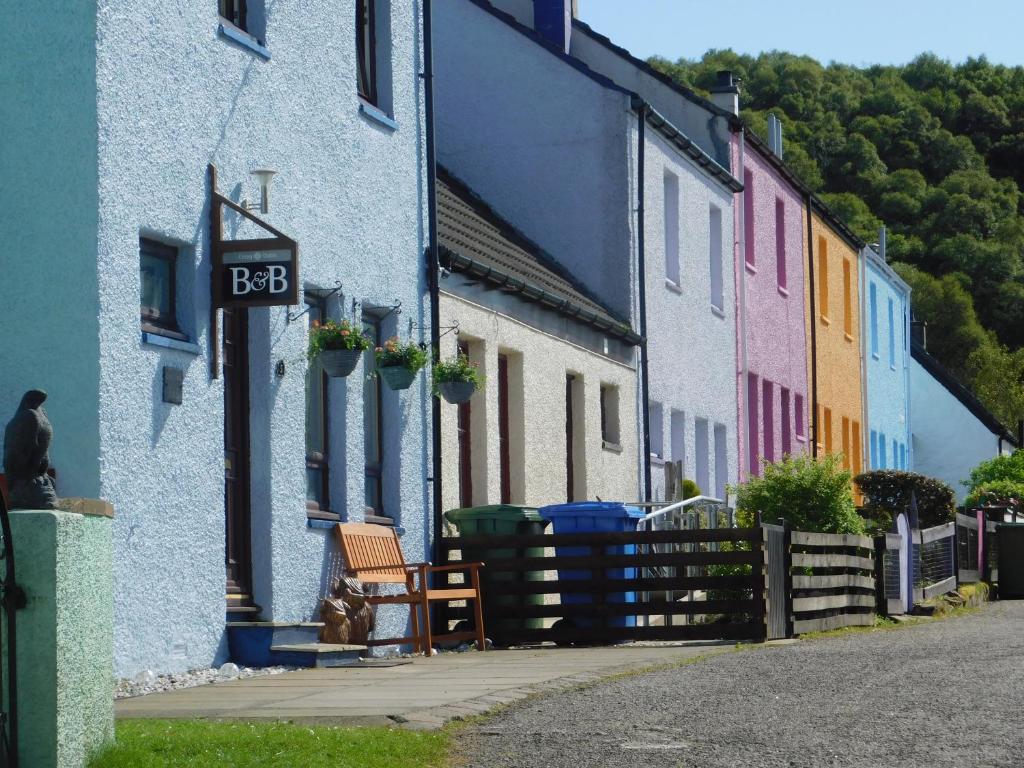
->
[732,123,810,478]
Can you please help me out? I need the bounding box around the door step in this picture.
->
[269,643,367,668]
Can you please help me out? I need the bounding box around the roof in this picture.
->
[436,168,640,344]
[911,340,1017,445]
[644,104,743,193]
[862,246,911,295]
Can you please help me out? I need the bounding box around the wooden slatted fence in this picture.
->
[789,530,877,634]
[438,528,766,646]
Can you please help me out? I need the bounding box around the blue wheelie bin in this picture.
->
[538,501,644,629]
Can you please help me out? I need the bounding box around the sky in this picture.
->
[576,1,1024,68]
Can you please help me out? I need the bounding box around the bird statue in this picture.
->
[3,389,58,510]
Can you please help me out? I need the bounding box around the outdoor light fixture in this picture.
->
[245,168,277,214]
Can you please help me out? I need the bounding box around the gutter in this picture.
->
[859,247,869,470]
[637,101,653,502]
[645,107,743,193]
[423,0,443,561]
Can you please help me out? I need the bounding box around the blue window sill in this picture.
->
[307,516,405,536]
[142,331,201,356]
[218,21,271,60]
[359,101,398,131]
[711,304,726,319]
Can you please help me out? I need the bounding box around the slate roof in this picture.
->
[911,340,1018,445]
[437,168,639,343]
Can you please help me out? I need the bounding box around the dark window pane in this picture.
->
[304,298,329,509]
[140,238,177,330]
[356,0,377,103]
[363,316,383,513]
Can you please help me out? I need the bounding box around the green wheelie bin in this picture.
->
[445,505,547,644]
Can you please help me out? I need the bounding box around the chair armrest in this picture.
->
[426,562,485,573]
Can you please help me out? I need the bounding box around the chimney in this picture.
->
[879,226,888,261]
[766,113,784,158]
[775,118,784,159]
[911,317,927,350]
[533,0,573,54]
[709,70,740,116]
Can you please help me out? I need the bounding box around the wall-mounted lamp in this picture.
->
[244,168,277,214]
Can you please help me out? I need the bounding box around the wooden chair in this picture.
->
[334,522,487,654]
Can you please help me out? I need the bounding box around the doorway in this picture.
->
[223,306,253,600]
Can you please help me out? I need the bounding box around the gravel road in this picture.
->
[455,602,1024,767]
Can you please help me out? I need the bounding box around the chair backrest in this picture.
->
[335,523,409,584]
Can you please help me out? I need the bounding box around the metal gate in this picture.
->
[0,487,24,767]
[997,523,1024,599]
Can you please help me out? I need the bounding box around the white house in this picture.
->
[911,341,1017,501]
[1,0,430,676]
[433,0,741,502]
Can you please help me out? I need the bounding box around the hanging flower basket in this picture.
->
[433,352,483,404]
[320,348,363,378]
[375,337,429,391]
[309,319,371,378]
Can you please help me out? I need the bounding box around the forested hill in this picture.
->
[650,50,1024,430]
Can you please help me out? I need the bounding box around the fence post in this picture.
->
[763,521,791,640]
[874,535,887,616]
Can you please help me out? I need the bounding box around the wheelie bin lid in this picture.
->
[538,501,644,520]
[445,504,543,522]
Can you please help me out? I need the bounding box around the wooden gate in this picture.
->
[437,527,766,646]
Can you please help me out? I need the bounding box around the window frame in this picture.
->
[743,169,755,268]
[869,281,879,358]
[457,340,474,508]
[709,204,724,312]
[304,294,331,513]
[356,0,378,106]
[775,197,787,291]
[600,384,621,449]
[140,237,183,337]
[362,312,385,517]
[818,237,829,321]
[219,0,248,31]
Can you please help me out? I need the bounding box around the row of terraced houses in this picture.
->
[1,0,1018,676]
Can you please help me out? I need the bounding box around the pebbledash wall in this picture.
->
[734,134,810,480]
[862,247,912,471]
[3,1,429,676]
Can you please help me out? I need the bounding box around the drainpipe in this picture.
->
[737,128,749,480]
[636,100,652,502]
[423,0,443,561]
[859,248,869,470]
[806,194,819,458]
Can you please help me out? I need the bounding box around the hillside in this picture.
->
[649,50,1024,430]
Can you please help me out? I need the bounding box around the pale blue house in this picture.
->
[1,1,431,677]
[861,242,912,471]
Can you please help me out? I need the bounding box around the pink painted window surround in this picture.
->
[743,169,755,267]
[775,198,786,290]
[763,379,775,463]
[781,387,792,456]
[747,372,759,475]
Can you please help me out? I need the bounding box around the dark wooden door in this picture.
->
[223,306,252,597]
[565,374,575,502]
[498,354,511,504]
[457,341,473,508]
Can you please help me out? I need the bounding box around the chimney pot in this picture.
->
[533,0,573,54]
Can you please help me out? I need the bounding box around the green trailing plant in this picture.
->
[375,336,429,372]
[431,353,483,392]
[854,470,956,531]
[964,480,1024,512]
[307,319,371,358]
[731,454,864,534]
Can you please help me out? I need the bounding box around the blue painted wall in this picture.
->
[862,248,912,471]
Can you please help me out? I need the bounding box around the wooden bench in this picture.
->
[335,522,487,654]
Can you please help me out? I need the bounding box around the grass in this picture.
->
[88,720,450,768]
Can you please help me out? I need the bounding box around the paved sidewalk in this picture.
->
[116,642,730,729]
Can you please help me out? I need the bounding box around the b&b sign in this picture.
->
[215,239,299,308]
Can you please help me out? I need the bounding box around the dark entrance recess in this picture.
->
[565,374,575,502]
[498,354,511,505]
[223,306,253,599]
[457,342,473,508]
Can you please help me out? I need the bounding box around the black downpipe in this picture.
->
[637,105,652,501]
[423,0,443,562]
[0,484,23,768]
[806,194,819,458]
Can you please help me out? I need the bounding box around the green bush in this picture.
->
[854,470,956,531]
[682,479,701,500]
[964,479,1024,512]
[731,454,864,534]
[967,450,1024,491]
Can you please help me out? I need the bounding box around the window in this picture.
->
[140,237,182,336]
[781,387,792,456]
[893,438,899,471]
[695,418,710,494]
[818,237,829,319]
[899,442,907,470]
[664,170,680,285]
[220,0,247,30]
[670,410,686,472]
[763,379,775,464]
[649,401,664,459]
[305,296,330,511]
[795,393,805,439]
[747,373,759,475]
[566,374,583,501]
[457,341,473,508]
[842,258,852,337]
[356,0,378,104]
[841,416,850,470]
[888,297,896,368]
[600,385,620,447]
[498,354,511,504]
[852,421,862,475]
[878,431,887,468]
[219,0,266,42]
[823,407,833,455]
[743,169,755,267]
[710,205,724,312]
[714,423,728,501]
[870,429,878,468]
[363,313,384,515]
[775,198,787,290]
[869,282,879,357]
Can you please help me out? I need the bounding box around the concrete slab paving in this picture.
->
[116,642,730,728]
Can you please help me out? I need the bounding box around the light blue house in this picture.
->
[861,241,912,471]
[1,1,430,677]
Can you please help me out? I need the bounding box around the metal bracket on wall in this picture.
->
[410,319,459,340]
[286,281,343,323]
[362,299,402,322]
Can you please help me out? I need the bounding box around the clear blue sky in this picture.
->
[577,1,1024,68]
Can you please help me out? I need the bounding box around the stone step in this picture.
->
[226,621,329,667]
[269,643,367,668]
